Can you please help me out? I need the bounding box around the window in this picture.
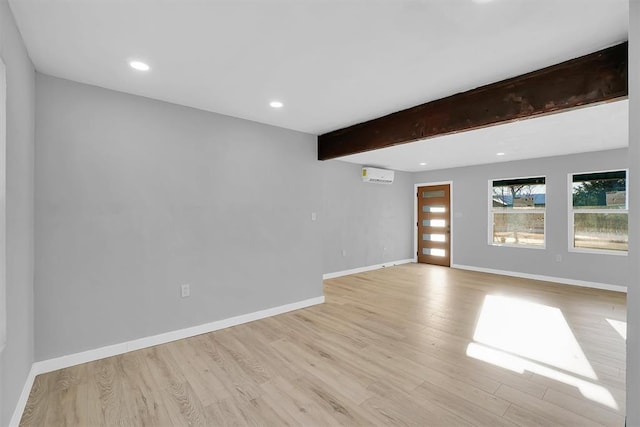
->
[490,176,546,248]
[570,170,628,254]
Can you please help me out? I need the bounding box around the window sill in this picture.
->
[569,247,628,256]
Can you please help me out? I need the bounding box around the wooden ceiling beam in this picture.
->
[318,42,628,160]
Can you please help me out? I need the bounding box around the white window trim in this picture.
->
[567,169,629,256]
[488,176,547,250]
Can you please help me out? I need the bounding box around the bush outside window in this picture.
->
[570,170,627,254]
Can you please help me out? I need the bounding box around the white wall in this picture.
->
[627,1,639,423]
[321,160,413,274]
[35,74,323,361]
[0,0,35,424]
[413,149,629,288]
[0,53,5,356]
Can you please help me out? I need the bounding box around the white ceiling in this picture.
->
[8,0,629,170]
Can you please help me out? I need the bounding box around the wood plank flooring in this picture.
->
[20,264,627,426]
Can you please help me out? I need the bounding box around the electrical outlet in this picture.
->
[181,284,190,298]
[311,212,317,221]
[555,254,562,262]
[342,249,347,257]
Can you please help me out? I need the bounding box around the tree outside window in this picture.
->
[491,177,546,248]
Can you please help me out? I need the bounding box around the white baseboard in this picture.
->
[323,259,414,280]
[452,264,627,293]
[9,295,324,426]
[8,365,38,427]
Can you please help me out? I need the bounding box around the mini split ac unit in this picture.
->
[362,167,394,184]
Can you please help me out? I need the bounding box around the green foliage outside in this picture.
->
[572,178,625,208]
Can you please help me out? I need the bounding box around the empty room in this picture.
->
[1,0,639,426]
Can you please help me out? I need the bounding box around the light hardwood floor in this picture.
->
[20,264,626,426]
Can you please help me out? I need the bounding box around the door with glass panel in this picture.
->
[417,184,451,266]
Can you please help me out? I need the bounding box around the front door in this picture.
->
[417,184,451,267]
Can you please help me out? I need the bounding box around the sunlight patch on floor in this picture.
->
[467,294,618,409]
[472,295,596,378]
[467,342,618,409]
[606,318,627,340]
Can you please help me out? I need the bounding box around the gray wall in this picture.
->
[35,74,323,361]
[627,0,639,423]
[0,0,35,424]
[413,149,629,287]
[321,160,413,274]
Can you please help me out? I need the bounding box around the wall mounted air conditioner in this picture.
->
[362,167,394,184]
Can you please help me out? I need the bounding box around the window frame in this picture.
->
[488,175,547,250]
[568,169,628,256]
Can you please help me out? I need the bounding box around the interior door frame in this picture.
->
[413,180,454,265]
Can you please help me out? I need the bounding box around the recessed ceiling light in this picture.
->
[270,101,284,108]
[496,152,505,156]
[129,61,150,71]
[419,162,427,166]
